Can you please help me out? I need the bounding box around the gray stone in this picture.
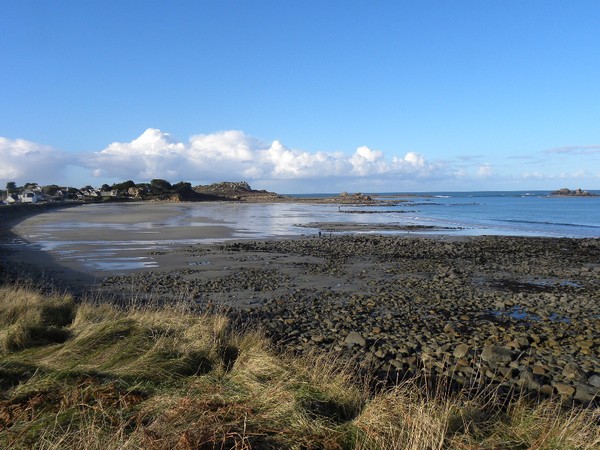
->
[573,383,597,403]
[481,345,514,365]
[588,374,600,388]
[344,331,366,347]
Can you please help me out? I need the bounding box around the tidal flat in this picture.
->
[98,234,600,404]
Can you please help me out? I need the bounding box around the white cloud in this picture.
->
[350,146,386,175]
[259,140,348,178]
[189,130,256,161]
[0,137,67,185]
[87,128,186,179]
[477,163,493,178]
[402,152,425,167]
[80,129,440,185]
[5,128,597,193]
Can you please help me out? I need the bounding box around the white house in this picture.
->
[19,190,42,204]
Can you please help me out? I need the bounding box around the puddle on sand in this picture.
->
[82,257,159,271]
[492,306,570,323]
[527,279,582,289]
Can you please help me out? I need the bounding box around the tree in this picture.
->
[112,180,136,191]
[173,181,192,193]
[42,184,61,196]
[6,181,16,192]
[150,179,172,192]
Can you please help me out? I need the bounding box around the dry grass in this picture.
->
[0,285,75,352]
[1,284,598,449]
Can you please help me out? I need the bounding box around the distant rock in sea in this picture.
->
[550,188,597,197]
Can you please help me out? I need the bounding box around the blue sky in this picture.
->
[1,0,599,193]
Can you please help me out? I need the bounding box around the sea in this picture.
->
[289,190,600,238]
[11,190,600,241]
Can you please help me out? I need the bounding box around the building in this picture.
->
[18,190,42,204]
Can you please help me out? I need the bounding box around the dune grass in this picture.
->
[0,285,598,449]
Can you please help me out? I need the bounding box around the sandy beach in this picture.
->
[1,203,599,404]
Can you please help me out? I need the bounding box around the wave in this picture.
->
[499,219,600,229]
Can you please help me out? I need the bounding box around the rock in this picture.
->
[481,345,514,365]
[507,336,529,350]
[573,383,598,403]
[562,363,586,381]
[540,384,554,396]
[554,383,575,397]
[311,334,324,343]
[588,374,600,388]
[453,343,470,359]
[576,340,594,349]
[518,369,540,390]
[344,331,366,347]
[443,323,456,335]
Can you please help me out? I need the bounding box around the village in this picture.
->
[0,181,124,205]
[0,179,282,206]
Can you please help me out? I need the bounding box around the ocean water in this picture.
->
[348,190,600,238]
[13,191,600,242]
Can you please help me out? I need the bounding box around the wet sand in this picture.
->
[1,203,238,291]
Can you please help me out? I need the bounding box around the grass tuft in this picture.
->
[0,286,75,352]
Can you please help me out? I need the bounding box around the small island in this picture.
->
[550,188,598,197]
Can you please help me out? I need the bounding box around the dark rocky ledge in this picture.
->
[550,188,598,197]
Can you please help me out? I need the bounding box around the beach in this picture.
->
[1,202,599,404]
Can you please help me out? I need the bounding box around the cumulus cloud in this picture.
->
[10,127,596,193]
[87,128,186,179]
[79,128,438,185]
[477,164,494,178]
[0,137,67,185]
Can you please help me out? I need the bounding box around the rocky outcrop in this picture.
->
[551,188,597,197]
[336,192,374,203]
[193,181,285,201]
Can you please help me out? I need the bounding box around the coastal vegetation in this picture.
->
[1,180,283,204]
[0,284,598,449]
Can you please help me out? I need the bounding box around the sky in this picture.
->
[1,0,600,193]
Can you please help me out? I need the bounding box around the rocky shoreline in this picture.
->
[99,234,600,405]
